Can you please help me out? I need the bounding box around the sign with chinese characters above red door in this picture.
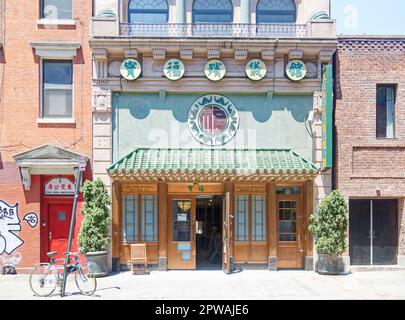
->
[44,178,75,195]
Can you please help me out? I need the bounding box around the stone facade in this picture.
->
[334,36,405,263]
[91,0,336,271]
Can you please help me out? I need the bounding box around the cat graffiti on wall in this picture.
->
[0,201,24,255]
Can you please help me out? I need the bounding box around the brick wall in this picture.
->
[0,1,93,270]
[334,37,405,257]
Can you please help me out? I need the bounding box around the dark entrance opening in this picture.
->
[196,196,223,270]
[349,199,398,265]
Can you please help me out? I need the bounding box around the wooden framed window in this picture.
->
[122,195,158,242]
[235,195,249,241]
[235,195,266,242]
[279,200,297,241]
[252,195,266,242]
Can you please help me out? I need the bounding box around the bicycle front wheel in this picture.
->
[29,264,58,297]
[75,268,97,296]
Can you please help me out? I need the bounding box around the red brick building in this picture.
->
[334,36,405,267]
[0,0,92,272]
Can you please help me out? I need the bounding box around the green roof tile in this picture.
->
[107,148,319,176]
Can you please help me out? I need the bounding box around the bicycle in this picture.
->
[29,251,97,297]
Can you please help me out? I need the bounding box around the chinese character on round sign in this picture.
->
[246,59,267,81]
[286,59,307,81]
[120,59,142,81]
[164,59,185,81]
[204,59,226,81]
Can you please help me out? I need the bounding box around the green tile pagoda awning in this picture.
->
[108,148,319,182]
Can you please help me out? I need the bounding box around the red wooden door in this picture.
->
[48,203,73,257]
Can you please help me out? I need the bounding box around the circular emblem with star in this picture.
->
[188,94,239,146]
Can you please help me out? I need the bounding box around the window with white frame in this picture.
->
[41,0,72,20]
[193,0,233,23]
[42,60,73,118]
[376,85,396,139]
[128,0,168,23]
[256,0,296,23]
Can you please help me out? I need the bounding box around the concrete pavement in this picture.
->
[1,270,405,300]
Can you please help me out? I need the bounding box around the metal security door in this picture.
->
[349,200,371,265]
[222,192,233,274]
[372,200,398,265]
[349,199,398,265]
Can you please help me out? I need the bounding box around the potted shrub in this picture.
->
[78,178,111,277]
[309,190,350,275]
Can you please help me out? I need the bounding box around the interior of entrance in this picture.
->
[196,196,222,270]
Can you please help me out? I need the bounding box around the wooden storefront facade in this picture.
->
[110,179,314,271]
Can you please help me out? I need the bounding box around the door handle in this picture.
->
[49,232,52,240]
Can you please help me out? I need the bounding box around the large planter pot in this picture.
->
[85,251,109,277]
[317,253,350,275]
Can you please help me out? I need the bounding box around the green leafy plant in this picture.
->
[309,190,349,256]
[78,179,111,254]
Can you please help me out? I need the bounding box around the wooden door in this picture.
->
[168,197,196,269]
[222,192,232,274]
[277,197,303,269]
[48,203,73,257]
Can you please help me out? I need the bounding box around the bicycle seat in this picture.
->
[47,251,58,257]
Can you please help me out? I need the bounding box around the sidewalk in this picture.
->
[1,270,405,300]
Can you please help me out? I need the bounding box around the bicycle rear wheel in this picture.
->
[29,264,58,297]
[75,267,97,296]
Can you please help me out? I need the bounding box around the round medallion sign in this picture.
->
[188,94,239,146]
[204,60,226,81]
[164,59,185,81]
[286,59,307,81]
[246,59,267,81]
[120,59,142,80]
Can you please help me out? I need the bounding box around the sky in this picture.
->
[332,0,405,35]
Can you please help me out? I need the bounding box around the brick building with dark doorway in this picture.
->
[334,36,405,267]
[0,0,93,272]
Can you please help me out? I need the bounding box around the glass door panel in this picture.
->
[168,198,196,270]
[173,200,191,242]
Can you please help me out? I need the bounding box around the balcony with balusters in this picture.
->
[119,22,309,38]
[91,0,336,40]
